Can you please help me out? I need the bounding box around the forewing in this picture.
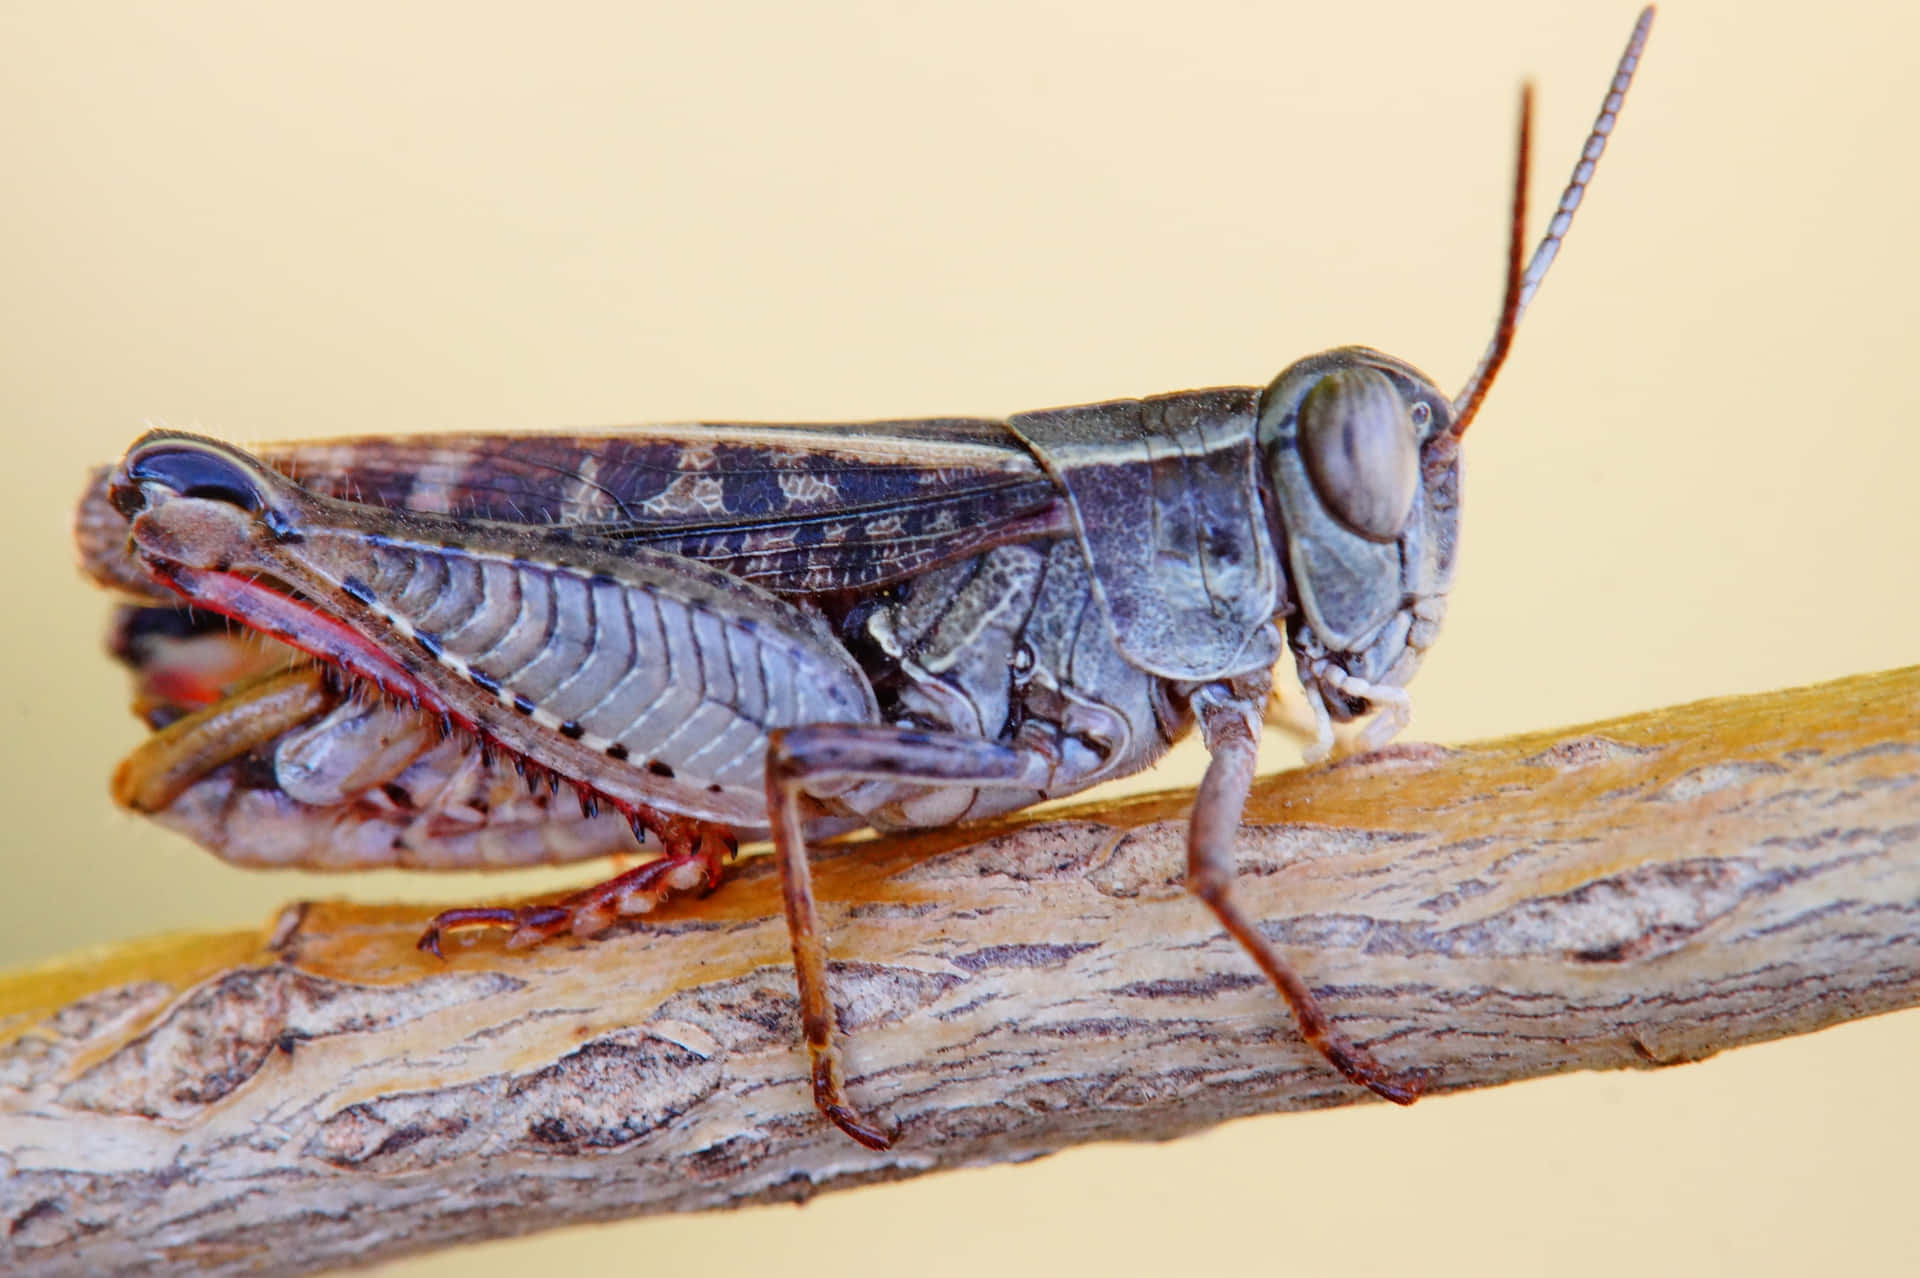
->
[263,418,1065,594]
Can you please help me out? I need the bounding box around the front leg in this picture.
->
[766,724,1052,1150]
[1189,674,1429,1103]
[1285,643,1415,764]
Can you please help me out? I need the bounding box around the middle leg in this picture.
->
[765,723,1053,1150]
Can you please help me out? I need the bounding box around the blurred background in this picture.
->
[4,0,1917,1273]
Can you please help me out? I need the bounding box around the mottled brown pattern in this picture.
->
[266,423,1069,593]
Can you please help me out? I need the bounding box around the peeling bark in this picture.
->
[3,666,1918,1277]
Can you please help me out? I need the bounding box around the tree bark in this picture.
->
[3,666,1917,1277]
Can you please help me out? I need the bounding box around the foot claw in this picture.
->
[416,906,523,957]
[1321,1036,1434,1105]
[1362,1066,1434,1106]
[824,1104,894,1151]
[810,1048,892,1150]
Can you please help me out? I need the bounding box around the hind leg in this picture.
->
[417,810,735,955]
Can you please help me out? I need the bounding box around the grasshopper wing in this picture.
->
[80,417,1066,599]
[263,419,1066,595]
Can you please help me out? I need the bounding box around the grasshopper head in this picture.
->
[1255,348,1460,730]
[1250,5,1650,750]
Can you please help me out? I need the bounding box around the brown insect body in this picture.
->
[80,10,1654,1150]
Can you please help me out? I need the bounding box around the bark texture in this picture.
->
[3,666,1918,1276]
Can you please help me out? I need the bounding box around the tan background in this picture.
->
[4,1,1917,1272]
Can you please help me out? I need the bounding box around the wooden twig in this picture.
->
[3,667,1917,1277]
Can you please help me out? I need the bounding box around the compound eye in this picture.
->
[1298,367,1420,541]
[127,443,264,513]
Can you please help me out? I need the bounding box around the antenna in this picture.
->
[1450,5,1655,437]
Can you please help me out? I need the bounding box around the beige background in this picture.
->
[4,1,1918,1273]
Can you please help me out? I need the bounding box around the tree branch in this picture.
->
[4,667,1918,1276]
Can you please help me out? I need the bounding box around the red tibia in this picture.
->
[415,829,736,957]
[146,563,434,715]
[626,807,738,880]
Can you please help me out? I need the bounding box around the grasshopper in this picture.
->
[77,9,1653,1149]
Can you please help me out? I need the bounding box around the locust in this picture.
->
[76,9,1653,1149]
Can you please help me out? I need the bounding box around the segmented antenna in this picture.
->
[1450,5,1654,437]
